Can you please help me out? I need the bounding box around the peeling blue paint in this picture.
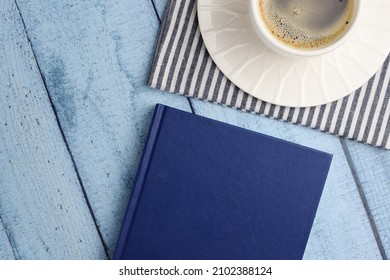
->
[46,56,77,129]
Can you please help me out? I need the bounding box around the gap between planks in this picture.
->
[13,0,111,259]
[340,138,387,260]
[0,215,20,260]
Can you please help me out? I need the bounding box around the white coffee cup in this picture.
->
[249,0,363,57]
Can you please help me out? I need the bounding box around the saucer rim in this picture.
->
[197,0,390,107]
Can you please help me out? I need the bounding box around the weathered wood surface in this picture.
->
[0,0,106,259]
[0,0,387,259]
[14,0,192,255]
[343,140,390,258]
[0,219,15,260]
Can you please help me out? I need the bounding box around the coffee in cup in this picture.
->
[249,0,362,57]
[258,0,355,50]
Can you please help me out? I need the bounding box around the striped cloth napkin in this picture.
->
[148,0,390,149]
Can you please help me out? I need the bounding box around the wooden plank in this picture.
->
[0,0,106,259]
[344,140,390,258]
[191,100,381,259]
[15,0,192,255]
[0,219,16,260]
[152,0,168,21]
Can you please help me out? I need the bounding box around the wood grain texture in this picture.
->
[0,0,106,259]
[191,100,381,259]
[0,219,15,260]
[15,0,192,255]
[344,140,390,258]
[3,0,386,260]
[152,0,168,21]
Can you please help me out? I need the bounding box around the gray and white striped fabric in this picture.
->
[148,0,390,149]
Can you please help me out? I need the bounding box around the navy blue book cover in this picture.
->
[114,104,332,260]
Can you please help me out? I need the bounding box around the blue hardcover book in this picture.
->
[114,104,332,260]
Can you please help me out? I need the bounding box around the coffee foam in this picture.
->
[258,0,354,49]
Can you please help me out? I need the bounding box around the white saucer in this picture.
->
[198,0,390,107]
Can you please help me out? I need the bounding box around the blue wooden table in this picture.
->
[1,0,389,260]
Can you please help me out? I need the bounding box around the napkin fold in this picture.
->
[149,0,390,149]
